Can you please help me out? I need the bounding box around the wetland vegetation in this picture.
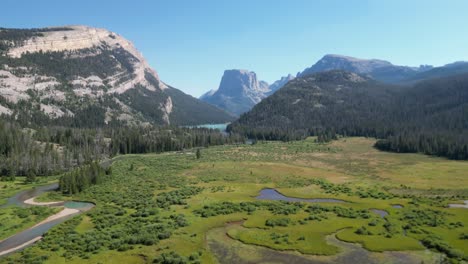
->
[1,137,467,263]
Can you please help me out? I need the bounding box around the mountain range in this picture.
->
[298,54,468,84]
[228,70,468,159]
[0,26,234,127]
[200,54,468,116]
[1,25,467,136]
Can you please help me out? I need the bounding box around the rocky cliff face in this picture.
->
[0,26,233,126]
[200,70,296,115]
[216,70,269,103]
[6,26,166,92]
[200,69,271,116]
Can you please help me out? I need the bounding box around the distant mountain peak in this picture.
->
[200,69,271,116]
[305,54,393,75]
[443,61,468,68]
[269,74,295,94]
[217,69,267,94]
[322,54,391,63]
[300,54,433,83]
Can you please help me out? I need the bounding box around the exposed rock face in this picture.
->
[160,96,173,124]
[0,25,233,126]
[299,54,432,83]
[268,74,295,94]
[6,25,166,94]
[217,70,269,103]
[200,71,297,115]
[200,70,271,116]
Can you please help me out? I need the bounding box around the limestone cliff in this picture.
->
[0,26,233,126]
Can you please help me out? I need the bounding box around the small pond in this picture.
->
[370,209,388,218]
[256,188,346,203]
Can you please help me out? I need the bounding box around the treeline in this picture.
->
[0,119,244,180]
[110,126,243,155]
[59,162,110,195]
[229,71,468,160]
[375,131,468,160]
[0,120,109,179]
[0,121,64,179]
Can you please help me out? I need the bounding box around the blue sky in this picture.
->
[2,0,468,97]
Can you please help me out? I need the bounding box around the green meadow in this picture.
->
[3,137,468,263]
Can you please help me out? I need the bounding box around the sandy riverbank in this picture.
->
[448,200,468,209]
[0,203,80,256]
[0,236,42,257]
[24,197,63,206]
[31,208,80,229]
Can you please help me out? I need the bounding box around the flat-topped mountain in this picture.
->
[299,54,468,84]
[299,54,431,83]
[200,69,270,116]
[200,70,294,116]
[0,25,234,126]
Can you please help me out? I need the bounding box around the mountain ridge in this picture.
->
[299,54,431,83]
[229,69,468,159]
[299,54,468,84]
[0,25,234,126]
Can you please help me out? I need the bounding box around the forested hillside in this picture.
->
[0,119,244,179]
[229,70,468,160]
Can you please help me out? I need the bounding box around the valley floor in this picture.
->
[2,137,468,263]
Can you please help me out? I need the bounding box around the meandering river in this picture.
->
[0,183,94,257]
[207,221,440,264]
[205,188,441,263]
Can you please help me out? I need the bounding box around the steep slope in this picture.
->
[299,54,431,83]
[0,26,233,126]
[230,70,396,137]
[268,74,295,95]
[396,72,468,129]
[200,69,271,116]
[164,86,235,125]
[402,61,468,83]
[199,89,216,100]
[229,70,468,159]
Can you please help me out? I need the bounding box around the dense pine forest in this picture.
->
[0,119,243,180]
[229,71,468,160]
[59,161,110,195]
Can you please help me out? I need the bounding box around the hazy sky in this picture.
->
[2,0,468,97]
